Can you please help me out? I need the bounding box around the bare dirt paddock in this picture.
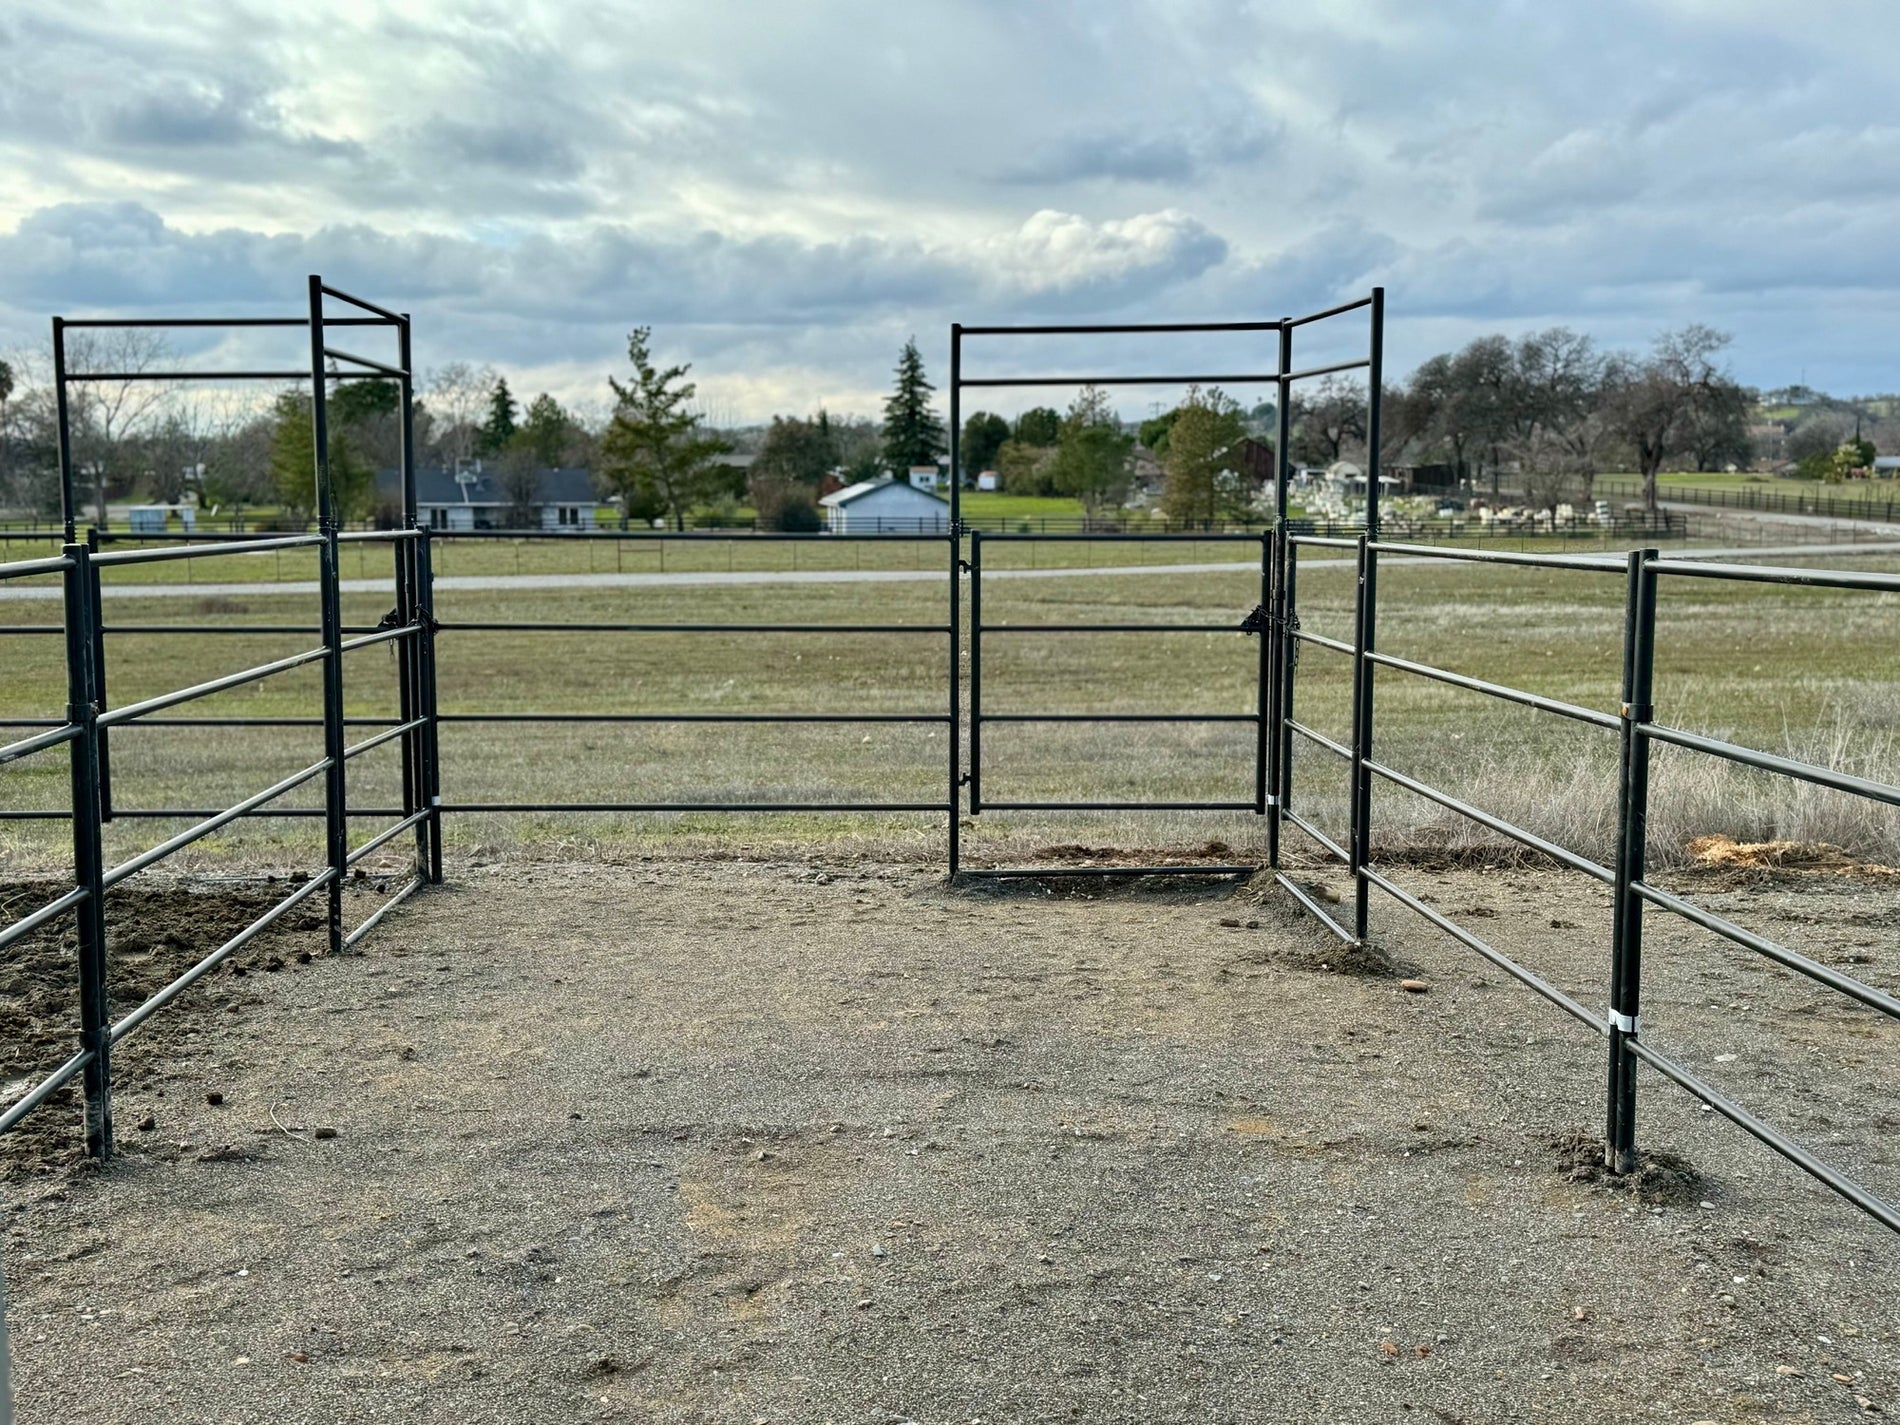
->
[4,856,1899,1424]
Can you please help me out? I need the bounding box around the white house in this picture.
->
[907,465,942,491]
[976,470,1000,492]
[820,476,951,534]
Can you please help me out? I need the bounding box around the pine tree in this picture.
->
[881,338,945,473]
[519,392,575,467]
[599,327,731,531]
[479,376,519,456]
[1161,387,1247,524]
[267,392,372,526]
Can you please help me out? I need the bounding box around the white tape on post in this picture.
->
[1608,1009,1639,1035]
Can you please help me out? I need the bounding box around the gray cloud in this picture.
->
[0,1,1895,410]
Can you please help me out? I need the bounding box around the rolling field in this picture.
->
[2,535,1898,877]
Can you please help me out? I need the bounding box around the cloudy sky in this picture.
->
[0,0,1894,421]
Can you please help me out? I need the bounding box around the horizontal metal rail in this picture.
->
[977,622,1247,633]
[961,864,1256,878]
[98,646,329,727]
[91,535,322,567]
[0,1047,95,1137]
[442,800,949,814]
[57,315,393,330]
[0,885,89,954]
[958,319,1283,335]
[1273,872,1355,942]
[977,799,1260,812]
[436,621,949,635]
[347,810,433,867]
[318,281,404,323]
[973,531,1267,544]
[336,528,424,544]
[1625,1038,1900,1235]
[343,717,429,761]
[979,712,1258,724]
[343,874,425,948]
[0,555,74,581]
[1284,358,1372,383]
[1633,881,1900,1019]
[1651,558,1900,592]
[321,346,406,378]
[108,873,334,1045]
[1286,717,1352,761]
[1288,535,1361,550]
[1369,649,1620,730]
[437,711,948,724]
[1362,865,1607,1033]
[1292,628,1354,657]
[64,369,314,383]
[338,625,419,653]
[96,806,403,819]
[1366,758,1616,884]
[429,528,955,542]
[1363,541,1626,573]
[1640,721,1900,807]
[0,723,80,766]
[100,758,331,890]
[1283,807,1351,863]
[1285,295,1374,328]
[0,715,396,729]
[960,372,1284,389]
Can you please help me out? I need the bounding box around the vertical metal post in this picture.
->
[417,528,444,884]
[1365,288,1384,541]
[969,530,982,815]
[1276,536,1299,826]
[53,318,77,545]
[85,527,111,822]
[63,543,112,1158]
[1255,527,1271,819]
[1,1247,13,1425]
[1607,547,1659,1174]
[309,276,347,954]
[1348,533,1379,942]
[1267,323,1294,867]
[947,325,963,878]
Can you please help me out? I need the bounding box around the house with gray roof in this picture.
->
[375,466,599,530]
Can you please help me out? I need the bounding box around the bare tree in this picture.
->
[423,362,498,473]
[1600,326,1736,510]
[63,329,173,526]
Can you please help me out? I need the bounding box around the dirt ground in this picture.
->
[3,854,1898,1424]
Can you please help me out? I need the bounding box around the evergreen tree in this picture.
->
[1013,406,1061,446]
[519,392,578,467]
[960,411,1010,477]
[599,327,732,531]
[1160,387,1248,524]
[1049,386,1134,516]
[266,391,372,526]
[881,338,945,472]
[479,376,519,456]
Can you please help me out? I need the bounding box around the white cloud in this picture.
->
[0,0,1895,413]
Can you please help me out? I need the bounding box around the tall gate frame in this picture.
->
[949,293,1385,877]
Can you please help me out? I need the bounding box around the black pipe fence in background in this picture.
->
[1262,531,1900,1237]
[1594,474,1900,524]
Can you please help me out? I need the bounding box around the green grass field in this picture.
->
[3,534,1897,876]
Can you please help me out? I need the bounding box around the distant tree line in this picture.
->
[4,319,1896,528]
